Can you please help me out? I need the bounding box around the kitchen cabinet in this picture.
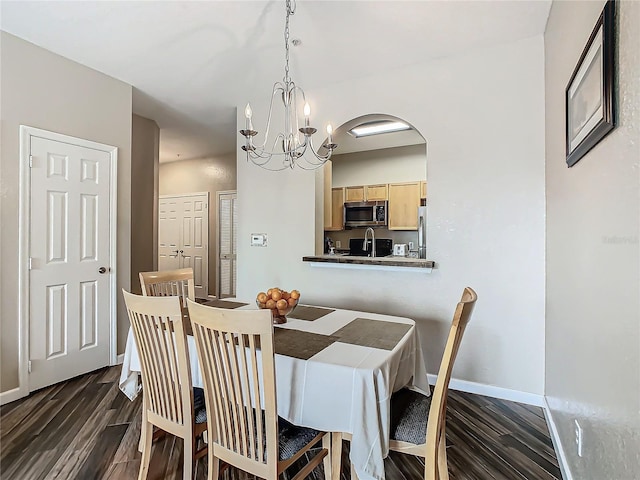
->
[388,182,421,230]
[327,188,345,231]
[345,186,365,202]
[365,184,388,201]
[323,162,333,229]
[324,162,345,231]
[420,181,427,199]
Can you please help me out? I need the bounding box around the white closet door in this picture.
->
[158,193,209,298]
[179,194,208,298]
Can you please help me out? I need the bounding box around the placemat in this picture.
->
[202,299,249,309]
[273,328,339,360]
[288,305,335,321]
[333,318,412,351]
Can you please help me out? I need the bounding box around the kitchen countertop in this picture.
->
[302,254,435,269]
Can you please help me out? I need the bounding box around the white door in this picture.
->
[29,136,112,391]
[218,191,237,298]
[158,194,209,298]
[158,197,181,270]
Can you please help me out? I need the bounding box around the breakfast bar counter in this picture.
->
[302,254,435,270]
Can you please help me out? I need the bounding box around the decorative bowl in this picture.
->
[256,288,300,325]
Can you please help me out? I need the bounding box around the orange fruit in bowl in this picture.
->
[265,299,276,309]
[257,292,268,304]
[290,290,300,300]
[287,297,297,307]
[271,290,282,301]
[276,299,288,310]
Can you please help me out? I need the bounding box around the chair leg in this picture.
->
[183,433,194,480]
[331,433,343,480]
[322,434,332,480]
[437,432,449,480]
[350,461,359,480]
[138,401,147,452]
[210,455,220,480]
[138,420,154,480]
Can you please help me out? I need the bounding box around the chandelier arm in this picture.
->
[251,82,286,151]
[246,150,291,171]
[306,136,334,162]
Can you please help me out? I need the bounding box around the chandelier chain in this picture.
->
[283,0,294,84]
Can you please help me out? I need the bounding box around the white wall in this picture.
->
[545,1,640,478]
[332,144,426,187]
[237,36,546,395]
[0,32,132,393]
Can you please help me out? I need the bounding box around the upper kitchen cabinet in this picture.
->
[345,186,365,202]
[328,187,345,231]
[323,161,345,231]
[344,184,388,202]
[388,182,421,230]
[420,181,427,199]
[323,161,334,229]
[365,184,388,201]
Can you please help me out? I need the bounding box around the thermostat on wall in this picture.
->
[251,233,268,247]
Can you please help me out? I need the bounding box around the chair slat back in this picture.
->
[425,287,477,479]
[123,290,193,427]
[139,268,195,309]
[187,299,278,478]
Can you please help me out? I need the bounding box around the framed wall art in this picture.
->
[565,0,616,167]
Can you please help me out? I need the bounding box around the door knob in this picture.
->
[98,267,107,274]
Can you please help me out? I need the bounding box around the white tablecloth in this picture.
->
[119,304,429,480]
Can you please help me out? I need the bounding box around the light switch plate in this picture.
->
[251,233,268,247]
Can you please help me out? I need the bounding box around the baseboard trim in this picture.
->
[0,387,26,406]
[543,399,573,480]
[428,374,545,407]
[116,354,125,365]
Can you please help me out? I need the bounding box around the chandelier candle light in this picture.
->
[239,0,337,170]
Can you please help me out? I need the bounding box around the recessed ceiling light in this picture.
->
[349,121,411,138]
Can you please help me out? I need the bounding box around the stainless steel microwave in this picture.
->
[344,201,388,228]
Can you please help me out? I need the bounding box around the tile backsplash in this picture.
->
[325,228,419,251]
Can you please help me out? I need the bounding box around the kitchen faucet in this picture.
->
[363,227,376,257]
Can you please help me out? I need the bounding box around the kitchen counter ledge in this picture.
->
[302,255,435,271]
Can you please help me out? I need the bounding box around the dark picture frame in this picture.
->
[565,0,616,167]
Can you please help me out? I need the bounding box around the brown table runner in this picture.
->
[288,305,335,321]
[202,299,249,309]
[273,328,339,360]
[332,318,412,351]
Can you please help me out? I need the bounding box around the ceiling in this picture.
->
[0,1,551,163]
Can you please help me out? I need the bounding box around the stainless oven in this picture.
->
[344,201,388,228]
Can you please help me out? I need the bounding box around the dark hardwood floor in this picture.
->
[0,366,561,480]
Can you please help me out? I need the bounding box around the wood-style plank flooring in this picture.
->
[0,366,561,480]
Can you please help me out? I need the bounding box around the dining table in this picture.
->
[119,298,429,480]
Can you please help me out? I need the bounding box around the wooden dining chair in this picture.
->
[187,299,332,480]
[122,290,207,480]
[139,267,196,308]
[331,287,477,480]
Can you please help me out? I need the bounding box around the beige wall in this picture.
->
[237,35,546,395]
[130,114,160,294]
[159,154,237,296]
[545,1,640,478]
[0,32,133,393]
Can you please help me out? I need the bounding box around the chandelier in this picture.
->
[239,0,337,171]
